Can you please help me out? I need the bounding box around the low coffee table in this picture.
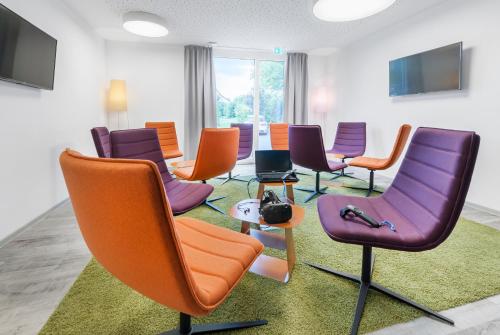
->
[229,199,305,283]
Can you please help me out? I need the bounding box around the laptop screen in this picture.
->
[255,150,292,174]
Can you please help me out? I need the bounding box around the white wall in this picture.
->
[328,0,500,210]
[105,41,185,151]
[0,0,107,241]
[308,54,341,146]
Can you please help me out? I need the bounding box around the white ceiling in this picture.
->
[62,0,451,52]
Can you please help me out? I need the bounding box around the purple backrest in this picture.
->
[330,122,366,157]
[383,127,480,250]
[91,127,111,158]
[231,123,253,160]
[289,125,330,172]
[110,128,173,185]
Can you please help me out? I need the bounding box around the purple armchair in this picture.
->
[308,127,480,334]
[326,122,366,180]
[90,127,111,158]
[289,125,347,203]
[110,128,214,215]
[218,123,253,184]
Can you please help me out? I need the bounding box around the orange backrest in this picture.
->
[384,124,412,168]
[145,122,182,157]
[270,123,289,150]
[59,150,211,316]
[189,128,240,181]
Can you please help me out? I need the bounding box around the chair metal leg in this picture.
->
[342,170,384,197]
[329,158,360,181]
[159,313,268,335]
[304,261,360,284]
[330,169,364,181]
[305,246,454,334]
[331,172,363,181]
[304,252,375,284]
[203,196,225,214]
[370,282,454,325]
[351,282,369,335]
[216,171,249,184]
[295,171,328,203]
[198,180,226,214]
[329,158,360,182]
[367,171,375,197]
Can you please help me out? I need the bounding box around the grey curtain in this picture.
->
[284,53,308,125]
[184,45,217,159]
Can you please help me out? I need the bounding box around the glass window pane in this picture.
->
[258,60,285,149]
[214,58,255,128]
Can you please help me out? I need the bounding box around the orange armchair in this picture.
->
[173,128,240,213]
[270,123,289,150]
[347,124,412,196]
[59,149,267,334]
[145,121,183,160]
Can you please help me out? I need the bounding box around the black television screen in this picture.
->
[0,4,57,90]
[389,42,462,97]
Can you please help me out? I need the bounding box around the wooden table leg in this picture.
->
[286,185,295,204]
[241,221,251,234]
[285,228,296,274]
[254,184,266,231]
[256,183,265,200]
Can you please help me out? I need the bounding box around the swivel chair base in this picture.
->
[342,170,384,197]
[202,197,225,214]
[216,171,249,185]
[201,181,226,214]
[330,169,357,181]
[160,313,267,335]
[295,171,328,203]
[329,159,361,182]
[305,246,454,335]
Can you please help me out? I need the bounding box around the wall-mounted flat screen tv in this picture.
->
[0,4,57,90]
[389,42,462,97]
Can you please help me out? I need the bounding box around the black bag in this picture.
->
[259,190,292,224]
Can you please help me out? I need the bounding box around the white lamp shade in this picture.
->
[313,0,396,22]
[312,86,333,114]
[108,80,127,112]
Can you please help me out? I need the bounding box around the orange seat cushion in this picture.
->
[175,217,264,306]
[163,149,183,160]
[171,160,196,168]
[173,166,194,180]
[349,156,389,170]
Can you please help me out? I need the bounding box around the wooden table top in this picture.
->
[229,199,305,229]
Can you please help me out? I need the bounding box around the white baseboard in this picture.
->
[464,201,500,216]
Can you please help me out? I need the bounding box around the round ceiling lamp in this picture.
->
[313,0,397,22]
[123,11,168,37]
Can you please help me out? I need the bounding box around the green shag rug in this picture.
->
[40,174,500,335]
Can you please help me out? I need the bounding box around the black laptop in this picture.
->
[255,150,298,183]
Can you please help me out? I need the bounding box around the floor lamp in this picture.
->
[108,79,128,130]
[313,86,330,133]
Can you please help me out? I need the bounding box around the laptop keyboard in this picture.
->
[259,173,285,179]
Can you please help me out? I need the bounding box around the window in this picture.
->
[215,57,285,153]
[257,60,285,149]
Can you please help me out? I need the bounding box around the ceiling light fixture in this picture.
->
[123,11,168,37]
[313,0,397,22]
